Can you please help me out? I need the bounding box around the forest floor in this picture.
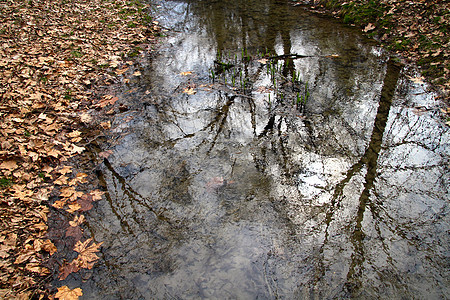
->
[299,0,449,111]
[0,0,448,299]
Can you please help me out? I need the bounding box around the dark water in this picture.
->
[66,0,449,298]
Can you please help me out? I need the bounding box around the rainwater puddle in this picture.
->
[70,0,449,298]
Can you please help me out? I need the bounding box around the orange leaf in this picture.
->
[55,286,83,300]
[73,238,103,269]
[42,239,57,255]
[52,200,66,209]
[66,203,81,214]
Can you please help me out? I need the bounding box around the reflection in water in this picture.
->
[72,0,449,298]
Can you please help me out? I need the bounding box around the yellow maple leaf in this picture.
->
[55,286,83,300]
[73,238,103,269]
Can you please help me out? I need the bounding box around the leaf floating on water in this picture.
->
[408,76,425,84]
[257,58,268,64]
[182,87,196,95]
[98,150,113,159]
[69,215,85,227]
[59,262,80,280]
[73,238,103,269]
[55,286,83,300]
[180,71,193,76]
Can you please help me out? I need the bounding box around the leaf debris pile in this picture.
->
[0,0,159,298]
[301,0,449,100]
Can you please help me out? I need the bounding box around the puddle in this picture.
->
[62,0,449,298]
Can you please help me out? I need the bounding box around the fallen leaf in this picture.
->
[55,286,82,300]
[115,67,129,75]
[79,112,92,123]
[90,190,105,201]
[363,23,375,32]
[59,262,80,281]
[98,150,113,158]
[52,200,66,209]
[180,71,193,76]
[70,144,85,154]
[69,215,85,227]
[58,166,73,175]
[0,160,18,171]
[408,76,425,84]
[73,238,103,269]
[66,203,81,214]
[14,249,35,264]
[96,95,119,108]
[41,239,57,255]
[100,121,111,129]
[66,226,83,240]
[77,194,94,211]
[132,70,141,76]
[25,263,50,274]
[182,87,196,95]
[67,130,82,138]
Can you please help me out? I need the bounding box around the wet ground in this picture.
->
[64,0,449,298]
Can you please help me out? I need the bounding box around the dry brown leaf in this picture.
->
[55,286,82,300]
[98,150,113,158]
[73,238,103,269]
[90,190,105,201]
[79,112,93,123]
[115,67,129,75]
[59,262,80,281]
[14,249,35,264]
[42,239,57,255]
[54,175,69,185]
[70,144,85,155]
[52,200,66,209]
[58,166,73,175]
[69,215,85,227]
[100,121,111,129]
[96,95,119,108]
[66,203,81,214]
[67,130,82,138]
[66,225,83,240]
[0,160,18,171]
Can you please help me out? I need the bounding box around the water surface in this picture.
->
[72,0,449,298]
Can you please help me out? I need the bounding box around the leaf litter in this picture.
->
[0,0,160,298]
